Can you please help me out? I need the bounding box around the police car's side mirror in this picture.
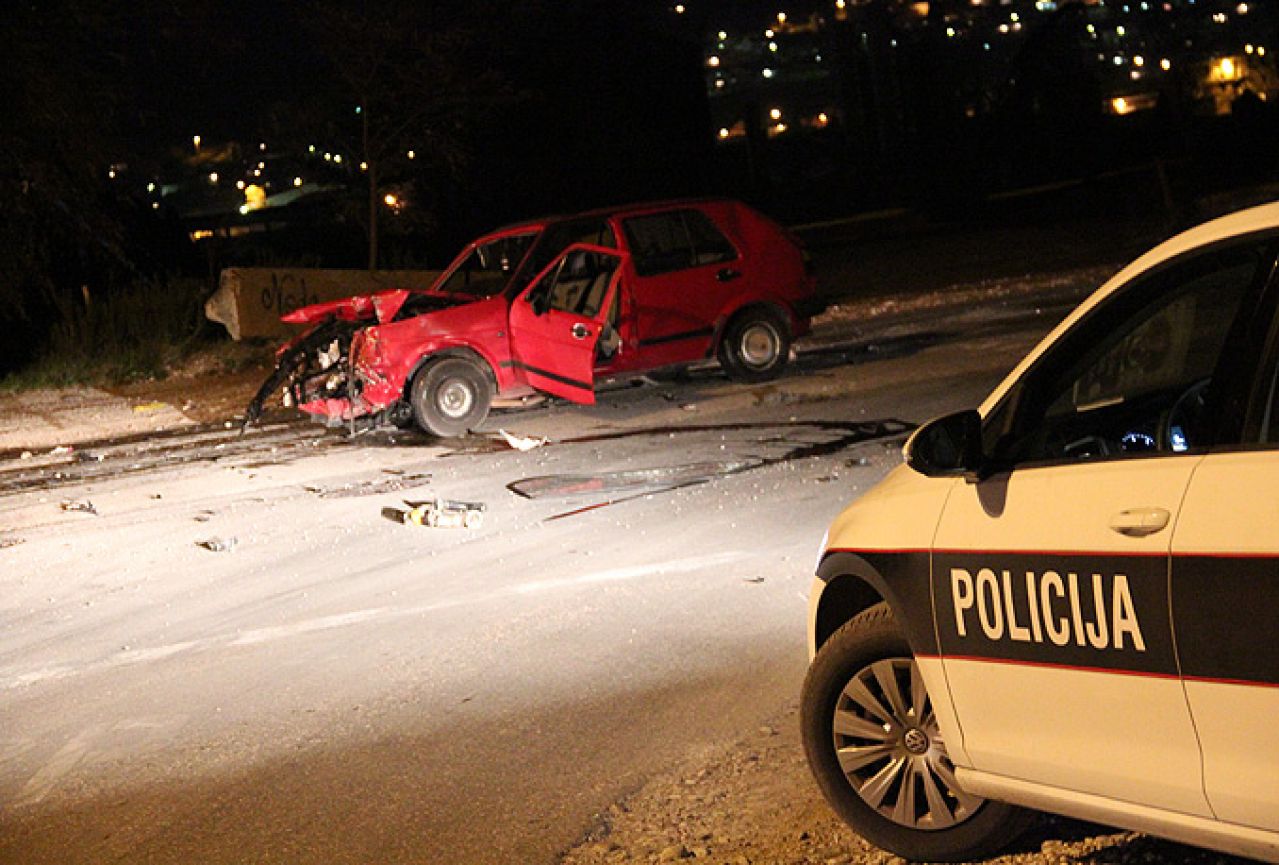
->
[903,409,984,478]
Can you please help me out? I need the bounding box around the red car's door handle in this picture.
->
[571,323,592,340]
[717,268,741,282]
[1108,507,1171,537]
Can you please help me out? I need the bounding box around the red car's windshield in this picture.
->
[434,231,540,298]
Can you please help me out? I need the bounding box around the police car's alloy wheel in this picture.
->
[801,603,1034,862]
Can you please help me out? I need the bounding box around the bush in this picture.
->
[5,276,212,388]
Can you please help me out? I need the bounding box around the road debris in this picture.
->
[50,445,74,456]
[195,537,238,552]
[0,536,24,549]
[400,499,485,529]
[59,499,98,516]
[499,429,548,451]
[131,401,169,414]
[303,472,432,499]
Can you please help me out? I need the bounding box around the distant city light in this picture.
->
[308,144,317,153]
[674,3,685,12]
[1133,55,1145,66]
[407,150,416,159]
[947,26,957,37]
[769,41,778,52]
[151,202,160,210]
[243,184,266,212]
[293,176,303,187]
[715,78,725,89]
[717,30,727,40]
[719,127,730,139]
[769,107,782,120]
[384,193,400,208]
[765,28,775,38]
[107,168,117,179]
[1247,43,1256,54]
[259,142,266,151]
[762,68,775,78]
[192,134,201,150]
[1260,46,1268,57]
[835,0,846,8]
[333,154,343,164]
[360,161,369,171]
[146,182,156,193]
[208,172,219,184]
[1237,2,1250,12]
[324,153,333,161]
[1161,58,1172,70]
[236,180,246,190]
[708,55,721,67]
[1116,25,1126,36]
[355,105,363,114]
[777,12,787,24]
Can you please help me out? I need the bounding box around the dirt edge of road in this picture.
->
[557,704,1244,865]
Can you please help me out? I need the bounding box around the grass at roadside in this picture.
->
[0,277,244,392]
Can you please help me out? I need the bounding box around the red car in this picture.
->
[246,198,822,436]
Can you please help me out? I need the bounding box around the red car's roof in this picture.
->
[484,197,746,238]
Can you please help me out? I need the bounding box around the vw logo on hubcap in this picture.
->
[903,727,930,755]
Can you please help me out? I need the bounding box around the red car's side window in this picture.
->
[622,209,737,277]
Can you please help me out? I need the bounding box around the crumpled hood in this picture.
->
[281,289,413,325]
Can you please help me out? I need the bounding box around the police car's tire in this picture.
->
[410,357,491,438]
[801,603,1035,862]
[718,307,790,382]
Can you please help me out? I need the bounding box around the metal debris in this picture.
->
[401,499,485,529]
[59,499,98,516]
[195,537,237,552]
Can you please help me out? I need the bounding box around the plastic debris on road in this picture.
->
[196,537,238,552]
[401,499,485,529]
[499,429,548,451]
[59,499,98,516]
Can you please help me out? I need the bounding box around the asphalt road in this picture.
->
[0,279,1089,864]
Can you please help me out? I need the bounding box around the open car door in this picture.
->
[508,244,625,404]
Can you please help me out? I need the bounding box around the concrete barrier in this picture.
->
[205,268,443,341]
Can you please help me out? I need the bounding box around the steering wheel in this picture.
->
[1162,378,1211,452]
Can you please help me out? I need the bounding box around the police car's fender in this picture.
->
[809,463,974,769]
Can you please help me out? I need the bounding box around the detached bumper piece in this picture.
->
[242,318,360,429]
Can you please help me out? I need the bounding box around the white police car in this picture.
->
[802,202,1279,863]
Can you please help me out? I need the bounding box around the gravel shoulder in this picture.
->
[558,704,1245,865]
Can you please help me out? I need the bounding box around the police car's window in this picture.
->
[1260,363,1279,444]
[992,242,1267,464]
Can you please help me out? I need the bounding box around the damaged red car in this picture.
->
[246,198,823,437]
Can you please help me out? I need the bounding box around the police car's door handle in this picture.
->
[1109,507,1171,537]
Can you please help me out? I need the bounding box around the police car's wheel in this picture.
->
[410,358,492,438]
[718,308,790,382]
[801,603,1034,862]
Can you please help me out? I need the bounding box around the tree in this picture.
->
[286,1,512,270]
